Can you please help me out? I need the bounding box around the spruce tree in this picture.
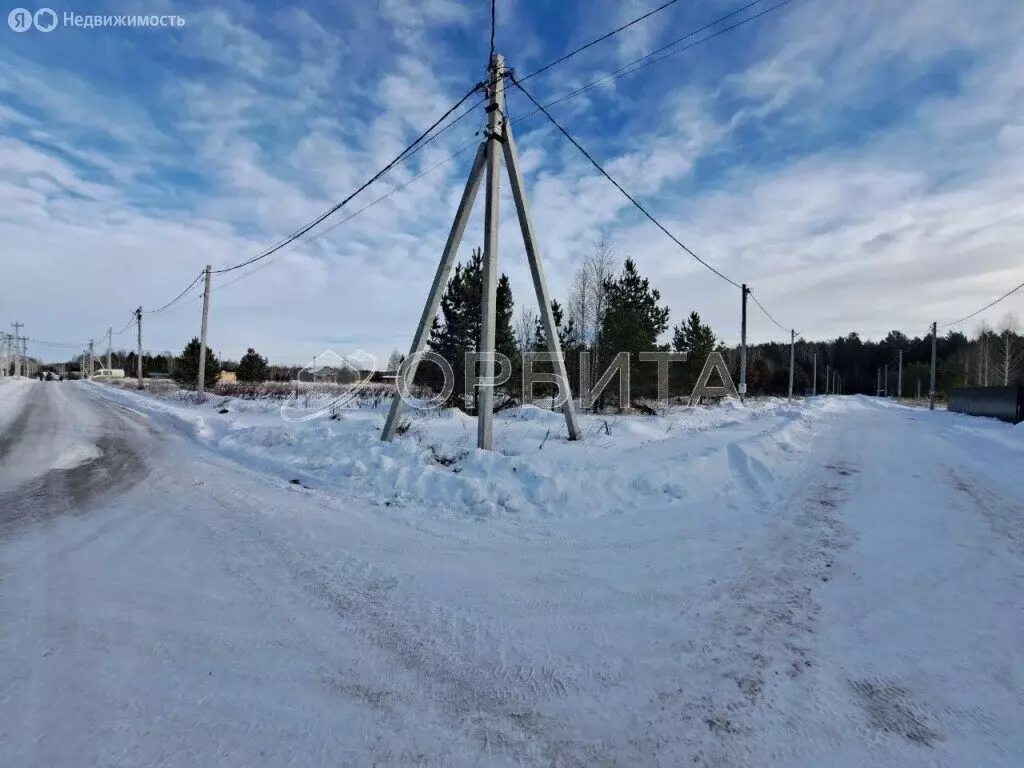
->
[237,347,269,383]
[599,258,670,402]
[531,300,577,404]
[173,337,221,391]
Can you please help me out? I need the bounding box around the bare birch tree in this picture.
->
[973,322,991,386]
[567,237,617,403]
[994,313,1022,385]
[514,305,537,356]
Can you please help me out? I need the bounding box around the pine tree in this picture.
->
[672,311,718,394]
[599,258,670,403]
[237,347,269,383]
[425,247,517,409]
[173,337,221,390]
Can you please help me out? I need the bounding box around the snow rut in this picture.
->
[633,457,857,765]
[190,478,594,765]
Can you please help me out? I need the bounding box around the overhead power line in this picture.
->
[212,132,483,294]
[212,84,484,276]
[939,278,1024,328]
[510,73,741,289]
[510,0,795,123]
[25,337,90,348]
[517,0,684,84]
[749,291,792,334]
[112,312,138,336]
[144,271,205,315]
[490,0,496,61]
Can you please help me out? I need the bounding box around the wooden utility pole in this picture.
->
[10,322,23,377]
[382,52,581,449]
[136,307,144,389]
[88,339,95,378]
[929,321,937,410]
[197,265,212,402]
[739,284,749,402]
[107,327,113,373]
[897,349,903,400]
[788,329,795,401]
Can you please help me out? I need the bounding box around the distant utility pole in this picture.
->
[197,264,212,402]
[876,367,881,396]
[812,350,817,396]
[897,349,903,400]
[788,329,795,402]
[107,327,113,373]
[825,364,830,395]
[884,364,888,397]
[10,322,23,377]
[739,284,749,402]
[917,378,921,401]
[929,321,937,411]
[136,306,144,390]
[88,339,95,378]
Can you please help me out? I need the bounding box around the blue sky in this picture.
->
[2,0,1022,364]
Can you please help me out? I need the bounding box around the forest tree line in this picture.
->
[39,239,1021,404]
[409,239,1023,409]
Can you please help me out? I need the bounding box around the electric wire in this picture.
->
[212,134,483,294]
[211,85,484,276]
[510,73,740,289]
[938,278,1024,328]
[516,0,684,84]
[490,0,496,61]
[112,312,137,335]
[24,337,91,348]
[143,271,205,315]
[749,291,793,334]
[509,0,794,123]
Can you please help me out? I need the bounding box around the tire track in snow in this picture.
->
[635,445,857,766]
[183,470,599,766]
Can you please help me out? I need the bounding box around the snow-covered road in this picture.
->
[1,380,1022,767]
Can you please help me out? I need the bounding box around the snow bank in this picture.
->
[86,381,839,523]
[0,377,34,435]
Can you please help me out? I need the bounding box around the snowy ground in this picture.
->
[1,379,1022,766]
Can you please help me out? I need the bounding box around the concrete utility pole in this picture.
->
[812,351,817,396]
[382,52,581,449]
[136,307,144,390]
[929,321,937,411]
[897,349,903,400]
[197,265,213,402]
[739,284,749,402]
[884,364,889,397]
[825,364,830,395]
[876,367,881,396]
[475,53,505,449]
[10,322,23,377]
[788,329,795,401]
